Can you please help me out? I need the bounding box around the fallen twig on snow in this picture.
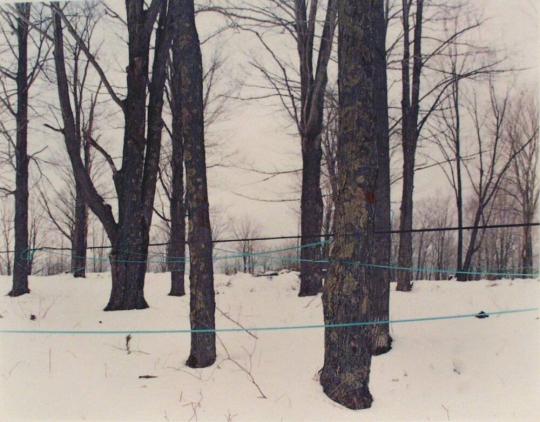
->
[216,306,258,339]
[217,335,267,399]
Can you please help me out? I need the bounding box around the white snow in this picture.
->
[0,272,539,421]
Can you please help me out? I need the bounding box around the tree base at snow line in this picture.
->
[456,272,468,282]
[7,287,30,297]
[396,282,413,292]
[104,298,149,311]
[320,345,373,410]
[299,247,323,296]
[299,266,323,296]
[321,382,373,410]
[371,331,393,356]
[186,354,216,368]
[169,272,185,296]
[186,333,216,368]
[73,272,85,279]
[103,277,149,311]
[298,280,322,296]
[103,255,150,311]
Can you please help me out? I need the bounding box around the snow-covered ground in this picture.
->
[0,272,539,421]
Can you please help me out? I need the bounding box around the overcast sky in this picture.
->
[206,0,539,237]
[2,0,539,240]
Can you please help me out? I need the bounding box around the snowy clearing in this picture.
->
[0,273,539,421]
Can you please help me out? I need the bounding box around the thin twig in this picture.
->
[216,306,258,339]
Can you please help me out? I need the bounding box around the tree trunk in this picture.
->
[396,152,415,291]
[299,137,323,295]
[177,0,216,368]
[370,0,392,355]
[461,209,482,281]
[10,3,31,297]
[453,79,465,281]
[297,0,337,297]
[167,176,186,295]
[397,0,423,292]
[320,0,382,409]
[521,210,533,275]
[71,108,92,278]
[102,1,152,309]
[105,223,149,310]
[168,37,186,297]
[71,183,88,278]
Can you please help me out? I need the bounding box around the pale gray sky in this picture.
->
[2,0,539,240]
[207,0,539,237]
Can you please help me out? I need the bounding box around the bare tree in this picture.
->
[43,2,100,278]
[58,2,101,278]
[395,0,424,291]
[156,52,231,297]
[395,1,498,290]
[476,191,519,277]
[503,92,539,275]
[429,7,502,281]
[216,0,338,296]
[175,0,216,368]
[232,215,261,274]
[164,41,187,297]
[51,0,178,310]
[0,3,49,296]
[457,81,533,280]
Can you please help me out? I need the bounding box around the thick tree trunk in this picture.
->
[177,0,216,368]
[10,3,31,297]
[320,0,382,409]
[299,137,323,296]
[105,223,149,310]
[370,1,392,354]
[105,8,151,308]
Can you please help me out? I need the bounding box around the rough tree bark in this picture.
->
[397,0,423,292]
[176,0,216,368]
[10,3,31,297]
[320,0,383,409]
[52,0,176,310]
[167,42,186,297]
